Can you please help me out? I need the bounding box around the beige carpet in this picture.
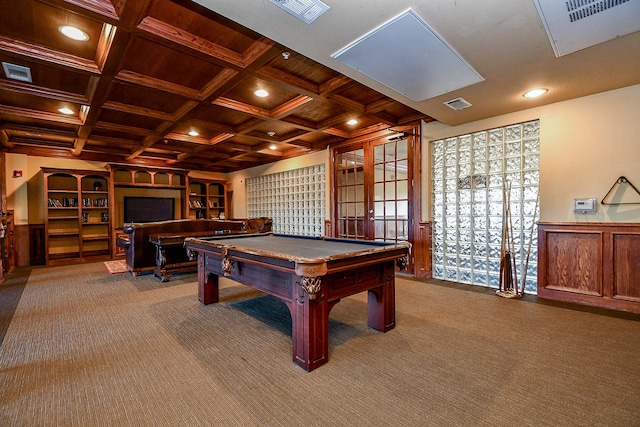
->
[1,263,639,426]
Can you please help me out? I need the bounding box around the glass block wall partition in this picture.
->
[431,120,540,293]
[246,164,326,236]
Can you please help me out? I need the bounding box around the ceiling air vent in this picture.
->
[444,97,472,111]
[566,0,632,22]
[534,0,640,56]
[2,62,33,83]
[269,0,329,24]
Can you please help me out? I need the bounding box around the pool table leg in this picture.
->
[290,281,331,371]
[198,253,219,304]
[367,261,396,332]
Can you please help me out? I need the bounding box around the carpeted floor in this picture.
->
[0,263,639,426]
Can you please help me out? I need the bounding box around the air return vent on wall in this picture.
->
[534,0,640,57]
[269,0,329,24]
[2,62,32,83]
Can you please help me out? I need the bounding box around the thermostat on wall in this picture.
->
[574,198,596,214]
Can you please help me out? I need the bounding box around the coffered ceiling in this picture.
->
[0,0,431,172]
[1,0,639,173]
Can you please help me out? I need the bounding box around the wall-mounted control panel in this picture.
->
[574,198,597,214]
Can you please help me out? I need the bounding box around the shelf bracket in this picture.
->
[600,176,640,205]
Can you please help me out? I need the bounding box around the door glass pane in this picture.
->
[374,201,384,217]
[385,163,395,181]
[397,180,408,199]
[397,200,408,218]
[374,183,384,201]
[374,144,384,163]
[385,142,395,160]
[385,182,395,199]
[374,163,384,182]
[397,140,408,159]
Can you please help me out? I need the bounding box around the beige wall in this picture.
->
[422,84,640,223]
[226,149,330,219]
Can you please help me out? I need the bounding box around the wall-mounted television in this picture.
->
[124,196,175,223]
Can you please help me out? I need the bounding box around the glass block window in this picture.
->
[431,120,540,293]
[246,164,326,236]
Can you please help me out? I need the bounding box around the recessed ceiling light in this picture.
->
[58,107,74,115]
[59,25,89,42]
[523,88,548,98]
[267,131,276,137]
[188,130,199,137]
[254,89,269,98]
[269,144,277,150]
[346,119,358,125]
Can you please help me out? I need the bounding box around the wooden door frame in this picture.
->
[329,124,421,273]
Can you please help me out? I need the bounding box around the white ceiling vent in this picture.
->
[2,62,33,83]
[444,97,472,111]
[331,9,484,102]
[534,0,640,57]
[269,0,330,24]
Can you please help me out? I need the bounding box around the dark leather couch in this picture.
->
[117,219,245,276]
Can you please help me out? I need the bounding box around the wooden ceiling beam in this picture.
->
[270,95,314,119]
[115,70,201,99]
[0,80,89,104]
[0,36,100,74]
[212,97,271,119]
[101,101,175,121]
[0,105,84,125]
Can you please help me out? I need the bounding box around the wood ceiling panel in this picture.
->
[0,54,91,96]
[105,81,187,113]
[223,76,300,110]
[119,36,226,91]
[95,109,164,130]
[265,51,339,87]
[0,0,102,60]
[191,104,255,128]
[89,126,148,142]
[287,98,347,124]
[146,0,259,54]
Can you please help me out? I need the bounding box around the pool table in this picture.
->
[183,233,410,371]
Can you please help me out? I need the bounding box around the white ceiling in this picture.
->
[195,0,640,126]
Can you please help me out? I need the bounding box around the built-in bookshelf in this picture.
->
[188,179,226,219]
[43,168,111,265]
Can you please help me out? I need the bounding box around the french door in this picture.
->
[333,135,414,246]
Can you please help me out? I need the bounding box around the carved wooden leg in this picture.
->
[290,278,329,371]
[198,253,219,304]
[367,260,396,332]
[154,245,170,282]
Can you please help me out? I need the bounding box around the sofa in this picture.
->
[117,219,246,277]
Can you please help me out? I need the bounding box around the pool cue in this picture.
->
[520,191,540,296]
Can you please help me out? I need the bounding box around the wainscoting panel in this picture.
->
[415,221,432,279]
[538,222,640,313]
[612,232,640,302]
[544,231,602,296]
